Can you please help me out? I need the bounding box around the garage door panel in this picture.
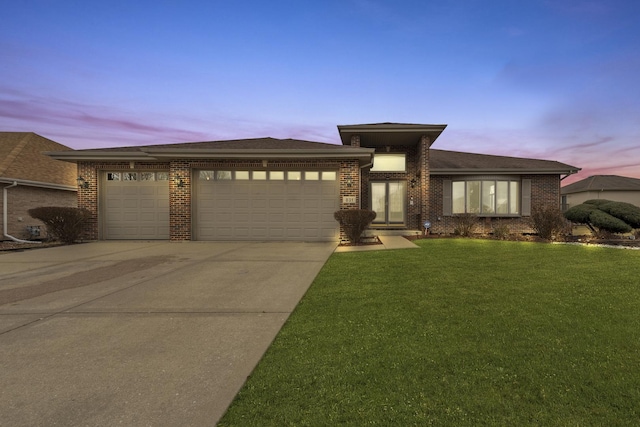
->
[252,199,268,209]
[196,170,339,241]
[138,187,155,196]
[286,213,302,222]
[234,228,251,238]
[304,199,320,209]
[123,199,139,209]
[269,199,285,208]
[103,172,170,240]
[286,200,301,209]
[139,199,157,209]
[235,213,251,222]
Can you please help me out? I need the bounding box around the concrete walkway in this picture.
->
[0,241,336,426]
[334,235,419,252]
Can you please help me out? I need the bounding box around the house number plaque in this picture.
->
[342,196,356,204]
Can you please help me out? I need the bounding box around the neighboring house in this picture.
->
[561,175,640,211]
[47,123,580,242]
[1,132,77,241]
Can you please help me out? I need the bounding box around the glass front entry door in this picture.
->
[371,181,406,225]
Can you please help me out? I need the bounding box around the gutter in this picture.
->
[0,177,77,192]
[560,169,580,181]
[3,182,42,244]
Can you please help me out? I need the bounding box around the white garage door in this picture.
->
[195,170,339,241]
[103,171,170,239]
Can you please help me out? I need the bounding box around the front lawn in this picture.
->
[219,240,640,426]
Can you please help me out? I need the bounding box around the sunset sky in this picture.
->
[2,0,639,184]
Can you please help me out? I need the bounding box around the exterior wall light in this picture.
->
[176,175,185,187]
[346,176,353,187]
[410,178,418,188]
[77,176,90,189]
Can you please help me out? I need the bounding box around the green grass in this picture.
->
[218,240,640,426]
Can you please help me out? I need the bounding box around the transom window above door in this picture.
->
[370,154,406,172]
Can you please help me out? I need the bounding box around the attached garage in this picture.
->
[195,170,339,241]
[47,137,374,241]
[102,171,170,239]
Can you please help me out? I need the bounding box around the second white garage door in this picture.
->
[195,170,339,241]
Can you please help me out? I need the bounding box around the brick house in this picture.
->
[339,124,579,236]
[47,123,579,242]
[1,132,77,241]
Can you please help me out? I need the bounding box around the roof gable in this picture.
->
[0,132,76,187]
[562,175,640,194]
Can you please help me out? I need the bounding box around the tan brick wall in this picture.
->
[1,185,76,240]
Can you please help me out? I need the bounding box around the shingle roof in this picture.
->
[67,137,351,152]
[430,149,579,174]
[0,132,76,187]
[46,137,375,164]
[561,175,640,194]
[338,123,447,147]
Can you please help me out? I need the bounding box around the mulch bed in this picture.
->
[0,241,65,253]
[338,236,382,247]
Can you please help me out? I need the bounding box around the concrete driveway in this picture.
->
[0,241,336,426]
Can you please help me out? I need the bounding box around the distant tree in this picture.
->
[564,199,640,235]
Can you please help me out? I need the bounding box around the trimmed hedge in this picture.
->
[587,209,632,233]
[597,201,640,228]
[334,209,376,244]
[28,207,91,244]
[564,199,640,234]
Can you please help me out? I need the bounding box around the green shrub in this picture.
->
[28,207,90,244]
[492,223,511,240]
[564,203,597,225]
[588,209,632,234]
[334,209,376,244]
[598,201,640,228]
[530,205,567,240]
[565,199,639,234]
[452,213,477,237]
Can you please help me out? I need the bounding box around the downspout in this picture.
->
[3,182,41,244]
[359,160,373,210]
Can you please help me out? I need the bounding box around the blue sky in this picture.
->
[2,0,639,183]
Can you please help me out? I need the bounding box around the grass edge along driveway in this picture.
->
[219,239,640,426]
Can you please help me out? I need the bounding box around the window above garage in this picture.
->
[106,172,169,181]
[197,170,337,181]
[371,154,406,172]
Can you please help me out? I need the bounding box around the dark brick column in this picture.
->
[419,135,431,229]
[77,161,98,240]
[170,161,192,241]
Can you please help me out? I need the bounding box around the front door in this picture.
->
[370,181,406,226]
